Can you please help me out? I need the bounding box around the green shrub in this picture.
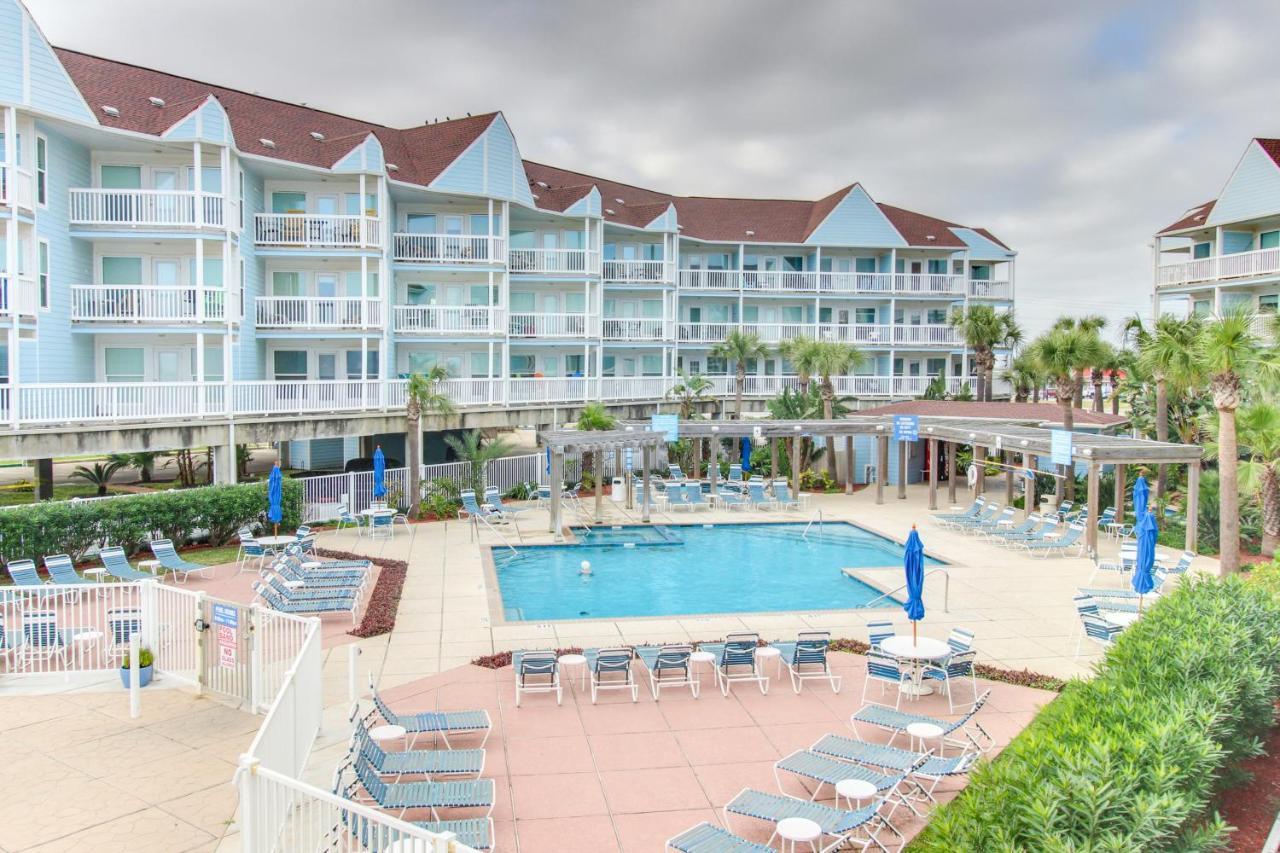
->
[119,647,154,669]
[912,576,1280,851]
[0,479,302,563]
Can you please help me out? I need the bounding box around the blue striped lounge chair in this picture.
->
[99,547,151,582]
[1078,568,1169,605]
[274,560,367,591]
[106,607,142,661]
[1055,500,1074,521]
[866,621,894,650]
[668,463,686,480]
[774,748,929,815]
[702,632,768,696]
[1020,523,1084,557]
[716,487,749,510]
[20,610,70,671]
[1158,550,1195,575]
[275,553,368,582]
[970,506,1016,537]
[512,650,561,706]
[1070,593,1137,647]
[665,822,773,853]
[1076,613,1124,657]
[334,802,495,853]
[809,733,979,803]
[665,482,692,511]
[771,480,804,511]
[4,559,44,587]
[684,483,712,512]
[922,650,978,713]
[931,498,982,523]
[984,515,1038,543]
[723,787,893,853]
[263,572,359,604]
[585,646,638,703]
[635,644,697,699]
[851,689,994,754]
[747,481,777,510]
[728,463,743,482]
[150,539,213,582]
[996,517,1057,548]
[342,754,494,821]
[948,503,1002,530]
[349,711,485,779]
[253,582,359,625]
[862,650,909,709]
[771,631,842,694]
[460,490,501,524]
[484,487,529,520]
[43,554,91,585]
[0,613,22,669]
[368,678,492,748]
[1090,541,1137,583]
[282,546,371,572]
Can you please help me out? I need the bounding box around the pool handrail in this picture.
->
[863,567,950,612]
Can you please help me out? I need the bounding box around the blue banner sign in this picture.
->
[651,414,679,442]
[892,415,919,443]
[1051,429,1073,466]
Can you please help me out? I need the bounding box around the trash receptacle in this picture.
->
[610,477,625,503]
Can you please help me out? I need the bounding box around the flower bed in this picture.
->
[318,548,408,639]
[912,576,1280,851]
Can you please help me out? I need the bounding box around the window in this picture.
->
[101,256,143,285]
[202,347,224,382]
[469,214,491,235]
[271,271,302,296]
[1192,299,1211,317]
[469,285,488,305]
[509,230,535,249]
[927,259,947,274]
[926,358,947,376]
[239,170,245,229]
[1258,294,1277,313]
[603,243,617,261]
[272,351,308,380]
[565,292,586,313]
[565,354,585,376]
[470,352,489,376]
[707,357,727,374]
[642,355,662,376]
[953,259,965,275]
[406,213,436,234]
[642,300,662,318]
[509,354,535,376]
[407,352,437,375]
[784,256,804,272]
[186,166,222,193]
[188,258,224,287]
[510,292,535,312]
[100,165,142,189]
[855,258,877,274]
[1261,231,1280,250]
[35,136,47,206]
[781,306,803,323]
[602,356,616,376]
[346,350,377,379]
[644,243,663,261]
[104,347,145,382]
[444,216,463,236]
[927,308,947,324]
[970,264,991,281]
[37,239,49,309]
[345,194,376,216]
[271,192,306,214]
[1193,242,1211,260]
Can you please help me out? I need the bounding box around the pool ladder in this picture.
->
[802,510,824,540]
[863,568,951,612]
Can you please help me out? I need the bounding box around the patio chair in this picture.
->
[236,536,278,574]
[20,610,69,671]
[1158,550,1196,575]
[253,582,359,625]
[275,551,369,581]
[970,506,1017,537]
[1089,542,1137,583]
[747,481,777,511]
[944,627,975,653]
[668,463,686,480]
[459,490,503,525]
[335,500,365,535]
[862,650,909,709]
[635,644,698,699]
[771,631,842,694]
[922,649,978,713]
[484,487,529,520]
[150,539,213,582]
[851,689,994,754]
[274,560,367,591]
[809,734,978,803]
[1076,613,1124,657]
[665,482,692,511]
[996,518,1058,548]
[774,748,929,814]
[1079,567,1169,604]
[281,545,372,572]
[293,525,318,555]
[368,677,492,748]
[771,480,806,512]
[342,754,495,820]
[866,620,894,650]
[665,822,773,853]
[99,547,152,582]
[931,498,983,523]
[43,554,91,585]
[703,633,768,696]
[723,787,893,853]
[512,650,561,706]
[1020,523,1085,557]
[947,503,1002,530]
[367,510,396,540]
[716,487,749,511]
[0,614,22,668]
[106,607,142,661]
[348,711,485,779]
[4,559,44,587]
[684,483,713,512]
[584,646,638,703]
[1055,500,1074,521]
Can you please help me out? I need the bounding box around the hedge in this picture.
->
[912,576,1280,851]
[0,479,303,563]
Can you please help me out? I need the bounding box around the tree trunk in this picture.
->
[1260,466,1279,559]
[1092,378,1104,412]
[974,352,987,401]
[1073,375,1084,410]
[1217,405,1239,574]
[1032,386,1040,404]
[735,367,745,420]
[407,411,422,518]
[1061,380,1076,502]
[1110,380,1121,415]
[1155,376,1169,500]
[822,382,838,481]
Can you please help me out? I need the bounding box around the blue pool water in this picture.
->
[492,522,940,621]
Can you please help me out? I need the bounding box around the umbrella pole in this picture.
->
[274,523,279,536]
[912,620,918,644]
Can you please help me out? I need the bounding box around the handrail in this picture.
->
[471,510,518,553]
[802,509,824,540]
[863,567,950,612]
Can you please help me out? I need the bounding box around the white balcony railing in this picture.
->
[392,233,504,264]
[508,312,591,337]
[678,270,740,291]
[892,324,960,346]
[967,279,1013,299]
[602,318,669,341]
[678,322,736,343]
[233,380,381,416]
[507,377,589,404]
[508,248,600,275]
[69,188,225,228]
[0,165,35,209]
[1159,247,1280,288]
[254,214,382,249]
[817,323,891,344]
[599,376,670,400]
[254,297,382,329]
[603,259,672,283]
[70,285,230,323]
[16,382,226,424]
[0,275,40,316]
[393,305,502,335]
[741,322,813,343]
[677,269,977,296]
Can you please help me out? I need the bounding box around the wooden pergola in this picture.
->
[537,427,669,541]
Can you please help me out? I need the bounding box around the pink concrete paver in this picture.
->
[364,651,1053,851]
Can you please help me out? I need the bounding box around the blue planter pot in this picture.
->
[119,664,153,688]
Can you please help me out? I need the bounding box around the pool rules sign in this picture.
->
[213,603,238,668]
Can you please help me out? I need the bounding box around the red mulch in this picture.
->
[1219,711,1280,851]
[313,548,408,639]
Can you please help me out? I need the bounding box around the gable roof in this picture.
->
[877,203,967,248]
[1256,138,1280,169]
[1158,200,1216,236]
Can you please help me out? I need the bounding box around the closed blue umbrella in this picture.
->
[1133,474,1150,520]
[1133,510,1158,610]
[372,446,387,499]
[903,525,926,643]
[741,436,752,473]
[267,462,283,535]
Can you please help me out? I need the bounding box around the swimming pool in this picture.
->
[491,522,939,621]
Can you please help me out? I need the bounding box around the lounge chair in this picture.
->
[281,546,372,572]
[684,483,713,512]
[150,539,213,582]
[728,463,743,483]
[969,506,1016,536]
[460,490,503,524]
[1078,567,1170,603]
[4,559,44,587]
[862,650,909,709]
[635,644,698,699]
[1076,612,1124,657]
[983,515,1038,543]
[274,553,368,582]
[723,787,893,853]
[947,503,1002,530]
[665,822,773,853]
[1090,542,1137,583]
[995,518,1058,548]
[349,711,485,779]
[341,754,494,820]
[584,646,638,703]
[716,488,749,510]
[19,610,69,670]
[771,631,842,694]
[99,547,152,582]
[665,482,692,511]
[809,734,978,803]
[774,748,928,813]
[701,633,768,696]
[262,572,359,603]
[1055,500,1074,521]
[931,498,983,523]
[1157,550,1196,575]
[747,481,777,510]
[1019,524,1085,557]
[254,582,359,625]
[851,689,994,754]
[106,607,142,661]
[369,678,492,748]
[43,554,91,585]
[484,487,529,520]
[668,463,686,480]
[512,650,561,706]
[771,480,805,511]
[274,560,367,591]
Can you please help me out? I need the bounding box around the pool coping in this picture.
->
[480,518,945,627]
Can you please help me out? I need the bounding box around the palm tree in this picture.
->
[1053,315,1107,408]
[108,451,160,483]
[1030,325,1105,502]
[710,330,770,420]
[1089,342,1118,413]
[1196,310,1275,574]
[575,402,617,489]
[778,337,821,395]
[70,460,124,497]
[405,365,455,517]
[1137,314,1202,499]
[811,341,864,480]
[950,306,1022,401]
[666,371,712,419]
[1001,352,1041,403]
[444,429,517,495]
[1233,402,1280,559]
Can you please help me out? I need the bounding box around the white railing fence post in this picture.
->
[129,632,142,719]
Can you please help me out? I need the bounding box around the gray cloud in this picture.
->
[27,0,1280,343]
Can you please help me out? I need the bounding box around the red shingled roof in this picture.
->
[1158,200,1216,236]
[877,203,967,248]
[858,400,1128,428]
[1256,138,1280,169]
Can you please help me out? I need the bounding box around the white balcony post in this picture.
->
[193,141,203,228]
[4,106,18,428]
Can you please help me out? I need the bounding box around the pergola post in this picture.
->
[1185,461,1199,553]
[1004,451,1015,505]
[946,441,957,504]
[1024,453,1037,519]
[1086,461,1100,557]
[927,437,938,510]
[973,445,986,499]
[770,437,780,479]
[709,431,720,496]
[844,435,855,495]
[641,444,652,523]
[897,440,907,500]
[691,437,701,479]
[876,434,887,505]
[594,453,604,523]
[790,429,802,495]
[1114,463,1126,527]
[550,450,564,540]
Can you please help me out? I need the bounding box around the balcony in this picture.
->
[0,165,35,210]
[254,297,382,330]
[967,279,1013,300]
[678,322,736,343]
[677,269,979,297]
[1158,247,1280,288]
[507,377,588,404]
[602,318,670,341]
[392,233,504,264]
[508,248,600,275]
[69,189,225,228]
[891,324,960,346]
[0,275,40,316]
[817,323,891,344]
[254,214,382,249]
[71,285,231,323]
[393,305,502,336]
[508,312,592,337]
[741,322,814,343]
[602,260,672,284]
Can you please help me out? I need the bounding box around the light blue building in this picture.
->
[0,0,1016,475]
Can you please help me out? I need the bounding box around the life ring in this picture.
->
[966,464,978,488]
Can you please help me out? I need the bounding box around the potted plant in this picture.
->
[119,646,155,688]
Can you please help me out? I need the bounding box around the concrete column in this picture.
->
[211,444,235,484]
[844,436,854,495]
[593,453,604,523]
[1024,453,1037,519]
[1114,463,1126,526]
[946,442,957,504]
[1185,461,1199,553]
[1086,461,1100,557]
[709,432,720,496]
[876,435,887,505]
[974,445,987,499]
[927,438,938,510]
[641,445,652,523]
[1004,451,1015,505]
[34,458,54,502]
[896,441,907,500]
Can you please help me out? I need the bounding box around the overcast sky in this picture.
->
[27,0,1280,341]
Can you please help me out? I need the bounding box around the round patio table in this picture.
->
[557,653,587,691]
[1104,610,1141,627]
[880,635,951,697]
[257,535,295,548]
[775,816,822,852]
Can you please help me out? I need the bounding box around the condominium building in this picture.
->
[0,0,1015,473]
[1153,137,1280,337]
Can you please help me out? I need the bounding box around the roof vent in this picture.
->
[926,235,936,241]
[101,105,120,117]
[614,198,625,204]
[147,97,165,108]
[309,131,325,141]
[531,193,540,201]
[745,229,755,237]
[259,138,276,149]
[535,181,549,189]
[386,163,399,172]
[605,208,616,215]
